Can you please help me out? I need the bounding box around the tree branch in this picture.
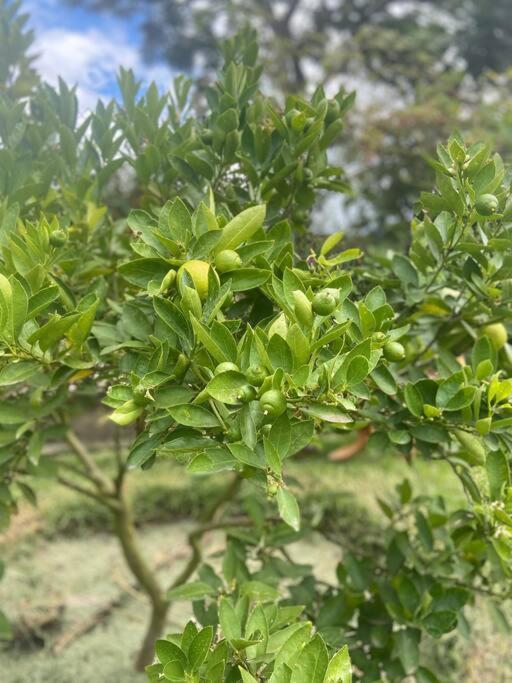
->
[65,430,115,495]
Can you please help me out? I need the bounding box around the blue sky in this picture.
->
[23,0,174,111]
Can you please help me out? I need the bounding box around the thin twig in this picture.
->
[65,430,114,495]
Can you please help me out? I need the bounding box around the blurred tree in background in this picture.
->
[71,0,512,242]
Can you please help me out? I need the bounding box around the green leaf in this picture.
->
[213,205,266,253]
[301,403,352,424]
[167,197,192,244]
[167,404,220,428]
[27,285,59,319]
[0,610,12,640]
[486,450,510,500]
[345,355,369,386]
[219,596,242,641]
[268,333,294,372]
[239,669,258,683]
[0,360,39,386]
[271,623,312,679]
[371,366,397,395]
[422,610,457,638]
[228,443,265,469]
[189,626,214,671]
[404,383,424,417]
[228,268,271,292]
[119,258,169,287]
[155,297,191,344]
[191,317,231,364]
[277,487,300,531]
[394,628,419,675]
[324,644,352,683]
[320,231,344,257]
[28,313,80,351]
[206,371,248,404]
[264,437,282,476]
[166,581,216,601]
[290,634,328,683]
[240,581,280,602]
[155,639,188,667]
[392,254,419,287]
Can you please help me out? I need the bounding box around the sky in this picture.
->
[23,0,174,111]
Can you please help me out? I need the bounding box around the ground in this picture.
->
[0,439,510,682]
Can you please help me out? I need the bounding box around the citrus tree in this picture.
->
[1,2,512,681]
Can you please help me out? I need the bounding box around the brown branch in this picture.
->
[56,475,119,510]
[65,430,114,495]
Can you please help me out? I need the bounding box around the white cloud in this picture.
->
[32,25,172,112]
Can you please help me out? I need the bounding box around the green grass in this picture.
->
[1,440,509,683]
[21,434,465,540]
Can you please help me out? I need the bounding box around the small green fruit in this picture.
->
[246,364,267,386]
[261,423,272,437]
[259,389,287,417]
[312,291,337,316]
[383,341,405,362]
[178,259,217,299]
[201,129,214,145]
[238,384,257,403]
[226,424,242,441]
[215,361,240,374]
[475,194,499,216]
[215,249,242,272]
[292,290,313,328]
[172,353,190,381]
[49,229,67,247]
[482,322,508,350]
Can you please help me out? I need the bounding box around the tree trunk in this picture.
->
[113,495,168,671]
[134,599,169,672]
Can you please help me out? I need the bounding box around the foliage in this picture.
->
[70,0,512,241]
[1,2,512,681]
[70,0,512,90]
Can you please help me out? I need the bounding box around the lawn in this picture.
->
[0,439,509,682]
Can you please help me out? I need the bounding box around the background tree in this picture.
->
[71,0,512,241]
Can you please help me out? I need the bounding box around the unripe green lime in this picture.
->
[383,341,405,362]
[178,259,217,299]
[173,353,190,381]
[475,194,499,216]
[49,229,67,247]
[201,129,214,145]
[215,361,240,374]
[372,332,387,344]
[215,249,242,272]
[482,322,508,350]
[259,389,287,417]
[226,424,242,441]
[246,363,267,386]
[292,290,313,328]
[238,384,257,403]
[266,481,279,497]
[312,291,337,316]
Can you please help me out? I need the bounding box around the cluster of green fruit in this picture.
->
[213,361,286,420]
